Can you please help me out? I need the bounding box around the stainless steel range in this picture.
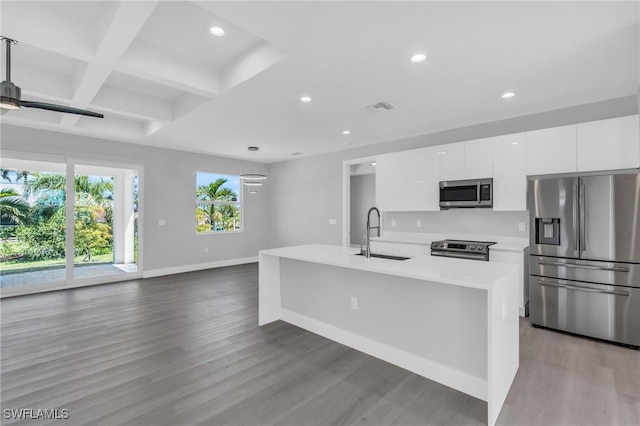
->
[430,239,496,261]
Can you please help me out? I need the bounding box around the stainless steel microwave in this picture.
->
[439,178,493,209]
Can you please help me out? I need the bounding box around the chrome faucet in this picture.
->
[364,206,381,258]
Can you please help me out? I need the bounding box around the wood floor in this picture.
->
[1,263,638,426]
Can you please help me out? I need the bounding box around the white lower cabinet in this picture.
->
[577,115,640,172]
[492,133,527,211]
[376,146,440,211]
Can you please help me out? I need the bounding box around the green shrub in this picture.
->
[16,222,66,261]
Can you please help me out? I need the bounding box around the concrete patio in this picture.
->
[0,263,138,288]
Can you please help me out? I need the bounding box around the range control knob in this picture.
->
[469,245,476,250]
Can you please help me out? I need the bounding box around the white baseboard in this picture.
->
[143,256,258,278]
[280,309,488,401]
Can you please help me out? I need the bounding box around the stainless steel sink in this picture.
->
[355,253,411,261]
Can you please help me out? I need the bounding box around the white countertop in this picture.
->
[372,231,529,252]
[260,244,518,291]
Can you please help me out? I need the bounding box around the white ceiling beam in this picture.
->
[91,86,173,123]
[114,64,219,99]
[59,1,159,128]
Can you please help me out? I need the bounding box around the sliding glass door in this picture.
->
[1,156,140,295]
[73,165,138,280]
[0,158,67,289]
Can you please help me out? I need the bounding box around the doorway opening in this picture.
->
[342,156,376,248]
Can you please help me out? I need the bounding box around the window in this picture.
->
[196,172,241,233]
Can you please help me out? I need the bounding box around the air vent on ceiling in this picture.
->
[364,101,395,112]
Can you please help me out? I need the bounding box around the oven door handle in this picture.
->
[538,280,629,296]
[432,251,487,261]
[537,260,629,273]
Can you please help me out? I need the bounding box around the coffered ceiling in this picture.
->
[1,1,638,163]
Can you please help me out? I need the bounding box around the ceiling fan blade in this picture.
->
[20,100,104,118]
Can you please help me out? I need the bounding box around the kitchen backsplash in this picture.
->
[381,209,529,238]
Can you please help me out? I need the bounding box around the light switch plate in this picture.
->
[158,219,166,226]
[391,220,397,227]
[350,296,359,310]
[417,220,422,228]
[518,222,526,232]
[329,218,337,225]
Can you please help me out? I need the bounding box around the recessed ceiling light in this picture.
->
[410,53,427,63]
[438,151,446,155]
[501,92,515,99]
[300,96,312,103]
[247,146,259,152]
[342,130,351,135]
[512,142,519,145]
[209,27,225,36]
[370,162,377,166]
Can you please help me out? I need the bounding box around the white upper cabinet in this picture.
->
[465,138,493,179]
[492,133,527,211]
[438,142,465,181]
[376,146,440,212]
[577,115,639,172]
[526,125,577,175]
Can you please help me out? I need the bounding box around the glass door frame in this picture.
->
[0,151,144,297]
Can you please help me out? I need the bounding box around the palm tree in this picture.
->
[197,178,237,230]
[0,169,29,183]
[24,173,113,202]
[0,188,30,224]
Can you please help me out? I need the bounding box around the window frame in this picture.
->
[195,171,243,234]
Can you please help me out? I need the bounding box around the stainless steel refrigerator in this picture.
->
[528,172,640,347]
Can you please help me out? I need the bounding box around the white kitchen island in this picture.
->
[259,244,519,426]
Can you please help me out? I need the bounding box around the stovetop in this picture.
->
[430,239,497,261]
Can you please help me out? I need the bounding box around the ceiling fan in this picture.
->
[0,36,103,118]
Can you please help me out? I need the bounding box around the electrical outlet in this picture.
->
[518,222,526,232]
[158,219,166,226]
[417,220,422,228]
[329,218,337,225]
[204,246,208,253]
[350,296,359,310]
[391,219,397,227]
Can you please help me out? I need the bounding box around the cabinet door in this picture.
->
[492,133,527,211]
[376,146,440,211]
[577,115,639,172]
[438,142,465,181]
[465,138,493,179]
[526,125,577,175]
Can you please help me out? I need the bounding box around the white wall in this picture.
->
[350,174,375,245]
[267,96,638,248]
[0,125,269,274]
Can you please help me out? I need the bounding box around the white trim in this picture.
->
[280,308,488,401]
[143,256,258,278]
[342,155,377,247]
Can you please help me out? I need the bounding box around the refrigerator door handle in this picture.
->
[573,180,579,255]
[537,259,630,272]
[580,181,587,256]
[538,280,630,297]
